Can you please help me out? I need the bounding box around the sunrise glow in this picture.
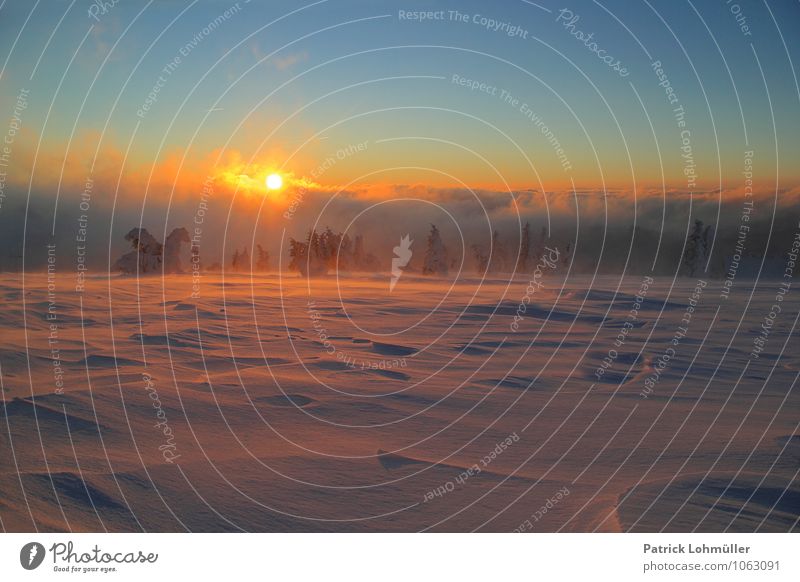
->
[266,173,283,190]
[1,0,798,554]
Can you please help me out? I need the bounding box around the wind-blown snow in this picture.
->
[0,272,796,532]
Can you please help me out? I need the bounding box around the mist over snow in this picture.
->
[2,184,798,279]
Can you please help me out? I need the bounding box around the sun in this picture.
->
[265,173,283,190]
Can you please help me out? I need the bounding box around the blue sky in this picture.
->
[1,0,798,189]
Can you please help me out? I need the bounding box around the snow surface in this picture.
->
[0,272,797,532]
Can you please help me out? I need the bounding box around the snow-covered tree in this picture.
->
[517,222,532,272]
[164,227,190,273]
[190,242,201,272]
[256,244,270,271]
[683,220,712,277]
[289,228,379,277]
[422,224,448,276]
[288,238,307,272]
[112,228,163,274]
[231,249,241,272]
[288,230,327,277]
